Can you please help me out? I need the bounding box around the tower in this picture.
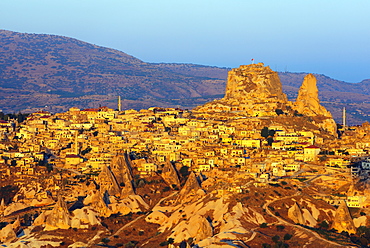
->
[118,96,121,112]
[74,131,79,155]
[343,107,346,130]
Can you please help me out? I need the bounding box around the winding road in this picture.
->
[263,193,349,247]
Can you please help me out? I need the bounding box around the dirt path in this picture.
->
[263,193,347,247]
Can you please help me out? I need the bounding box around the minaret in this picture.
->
[118,96,121,112]
[343,107,346,130]
[74,131,79,155]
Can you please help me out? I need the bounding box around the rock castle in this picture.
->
[195,63,336,135]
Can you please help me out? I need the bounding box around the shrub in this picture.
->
[159,241,169,246]
[163,186,171,192]
[101,238,110,244]
[276,225,285,231]
[272,235,280,243]
[260,223,268,228]
[318,220,329,229]
[283,233,292,240]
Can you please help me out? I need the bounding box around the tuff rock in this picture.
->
[331,200,356,234]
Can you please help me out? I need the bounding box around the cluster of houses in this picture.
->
[1,107,370,208]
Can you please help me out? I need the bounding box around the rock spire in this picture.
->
[288,202,305,225]
[177,172,203,203]
[97,165,121,197]
[331,200,356,234]
[295,74,332,117]
[45,194,71,230]
[161,159,180,188]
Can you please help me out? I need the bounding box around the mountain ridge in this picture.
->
[0,29,369,124]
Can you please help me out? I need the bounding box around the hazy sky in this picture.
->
[1,0,369,82]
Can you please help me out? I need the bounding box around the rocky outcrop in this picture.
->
[177,172,203,203]
[194,63,337,136]
[0,223,17,243]
[97,165,121,197]
[45,195,71,230]
[161,160,180,188]
[331,200,356,234]
[295,74,332,117]
[120,172,135,198]
[0,218,19,243]
[110,152,133,185]
[225,63,287,101]
[195,63,288,115]
[110,153,136,198]
[288,202,305,225]
[85,189,111,217]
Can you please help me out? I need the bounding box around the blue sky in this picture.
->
[1,0,369,83]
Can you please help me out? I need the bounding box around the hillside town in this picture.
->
[1,64,370,247]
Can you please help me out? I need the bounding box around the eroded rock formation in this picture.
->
[45,195,71,230]
[195,63,288,115]
[177,172,203,203]
[225,63,287,101]
[97,165,121,197]
[161,160,180,188]
[295,74,332,117]
[331,200,356,234]
[111,152,133,184]
[194,63,337,136]
[288,202,305,225]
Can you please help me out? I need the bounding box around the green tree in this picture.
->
[261,127,269,138]
[283,233,292,240]
[318,220,329,229]
[272,235,280,243]
[267,137,274,146]
[275,109,284,116]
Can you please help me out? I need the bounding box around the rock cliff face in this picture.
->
[331,200,356,234]
[295,74,332,117]
[225,63,287,101]
[195,63,288,115]
[194,63,337,136]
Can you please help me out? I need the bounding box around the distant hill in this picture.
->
[0,29,369,125]
[278,73,370,125]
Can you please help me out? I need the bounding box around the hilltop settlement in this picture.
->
[1,63,370,247]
